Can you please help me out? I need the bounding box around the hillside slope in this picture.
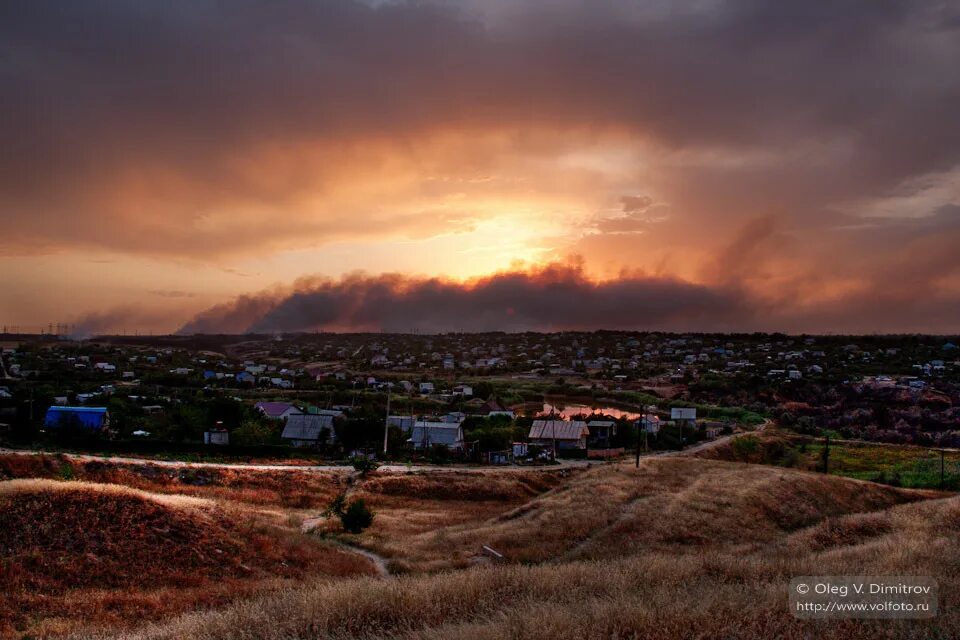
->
[0,480,374,639]
[102,459,959,640]
[359,457,935,570]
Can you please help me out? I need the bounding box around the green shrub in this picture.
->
[325,492,375,534]
[731,435,760,459]
[342,499,374,534]
[351,456,379,476]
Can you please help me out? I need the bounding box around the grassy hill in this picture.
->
[2,454,957,639]
[0,480,374,639]
[80,459,960,640]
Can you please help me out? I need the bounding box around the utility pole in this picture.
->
[552,419,557,460]
[635,419,642,468]
[383,389,390,455]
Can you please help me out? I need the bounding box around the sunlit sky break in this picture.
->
[2,0,960,334]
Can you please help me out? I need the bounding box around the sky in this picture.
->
[2,0,960,334]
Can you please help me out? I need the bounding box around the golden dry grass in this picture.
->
[103,490,960,640]
[349,458,931,572]
[0,479,375,639]
[6,454,958,640]
[0,453,349,508]
[344,470,569,571]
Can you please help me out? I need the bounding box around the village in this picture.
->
[1,331,957,463]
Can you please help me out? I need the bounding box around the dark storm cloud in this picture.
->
[2,0,960,255]
[179,263,752,334]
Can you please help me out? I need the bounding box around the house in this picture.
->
[452,384,473,397]
[255,401,302,420]
[512,442,529,458]
[236,371,255,384]
[409,421,464,451]
[586,420,617,446]
[419,382,435,395]
[281,414,335,447]
[640,414,660,434]
[94,362,116,373]
[204,425,229,445]
[528,420,589,450]
[478,398,515,418]
[43,406,109,433]
[441,412,466,424]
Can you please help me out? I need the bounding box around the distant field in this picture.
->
[806,442,960,489]
[698,429,960,489]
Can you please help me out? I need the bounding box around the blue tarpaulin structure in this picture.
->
[44,406,109,432]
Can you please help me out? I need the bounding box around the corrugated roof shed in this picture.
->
[281,414,334,442]
[528,420,589,441]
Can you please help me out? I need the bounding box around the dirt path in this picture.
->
[300,514,392,578]
[332,541,391,577]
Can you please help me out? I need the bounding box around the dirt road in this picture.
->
[0,447,590,473]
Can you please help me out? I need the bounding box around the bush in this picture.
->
[325,493,375,534]
[342,499,374,534]
[232,420,274,446]
[731,435,760,459]
[351,456,379,476]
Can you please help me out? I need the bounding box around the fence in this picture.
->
[787,433,960,490]
[587,448,625,459]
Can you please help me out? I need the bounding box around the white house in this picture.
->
[409,421,464,451]
[255,401,302,420]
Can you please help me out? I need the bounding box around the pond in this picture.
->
[535,402,641,421]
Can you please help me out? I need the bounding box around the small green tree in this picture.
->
[351,456,379,476]
[325,492,375,534]
[233,420,274,446]
[342,499,374,534]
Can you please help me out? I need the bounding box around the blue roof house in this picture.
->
[44,406,110,433]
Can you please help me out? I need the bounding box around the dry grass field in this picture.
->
[2,451,958,640]
[0,479,375,639]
